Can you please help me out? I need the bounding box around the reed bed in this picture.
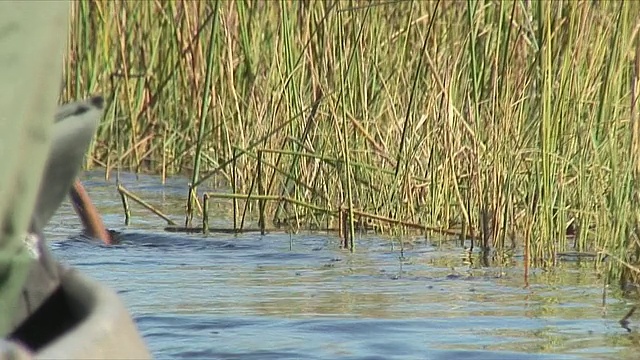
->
[65,1,640,284]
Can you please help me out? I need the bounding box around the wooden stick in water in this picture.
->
[69,179,114,245]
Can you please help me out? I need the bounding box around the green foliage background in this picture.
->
[65,1,640,280]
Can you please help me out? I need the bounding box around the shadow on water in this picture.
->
[43,171,640,359]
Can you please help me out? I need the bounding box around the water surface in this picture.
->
[46,171,640,359]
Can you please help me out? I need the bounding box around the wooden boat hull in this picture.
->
[1,269,151,360]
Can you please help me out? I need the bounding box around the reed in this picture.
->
[66,1,640,283]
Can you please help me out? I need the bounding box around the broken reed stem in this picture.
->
[232,148,238,231]
[203,193,209,234]
[185,183,194,227]
[204,192,469,237]
[119,182,131,226]
[341,209,349,248]
[117,184,178,225]
[257,150,266,235]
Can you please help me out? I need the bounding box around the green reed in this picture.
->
[187,1,220,226]
[65,0,640,283]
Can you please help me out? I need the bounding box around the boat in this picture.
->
[0,97,151,359]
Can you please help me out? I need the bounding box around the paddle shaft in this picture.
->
[69,180,114,245]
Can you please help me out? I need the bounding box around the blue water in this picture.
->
[45,171,640,359]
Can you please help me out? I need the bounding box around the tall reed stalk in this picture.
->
[66,1,640,283]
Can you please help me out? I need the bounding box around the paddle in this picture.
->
[69,180,114,245]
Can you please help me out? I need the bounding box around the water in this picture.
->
[46,171,640,359]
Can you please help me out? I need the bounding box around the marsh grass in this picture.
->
[66,1,640,283]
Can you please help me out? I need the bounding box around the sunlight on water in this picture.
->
[44,171,640,359]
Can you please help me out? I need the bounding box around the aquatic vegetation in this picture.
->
[65,1,640,284]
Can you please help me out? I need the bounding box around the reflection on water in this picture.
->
[45,171,640,359]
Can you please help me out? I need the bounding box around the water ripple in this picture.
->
[43,172,639,359]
